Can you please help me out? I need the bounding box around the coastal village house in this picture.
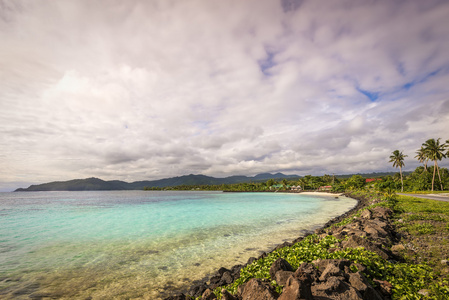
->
[269,184,305,191]
[366,178,382,188]
[366,178,382,183]
[318,186,332,191]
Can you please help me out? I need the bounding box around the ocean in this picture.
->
[0,191,356,299]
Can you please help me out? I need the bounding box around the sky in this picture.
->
[1,0,449,191]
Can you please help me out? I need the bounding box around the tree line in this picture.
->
[390,138,449,192]
[143,165,448,193]
[144,138,448,193]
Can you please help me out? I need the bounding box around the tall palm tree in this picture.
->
[297,178,306,190]
[422,138,447,191]
[281,179,288,189]
[415,146,428,172]
[389,150,407,192]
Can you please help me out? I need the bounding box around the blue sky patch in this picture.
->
[402,68,441,91]
[356,87,379,102]
[258,51,276,76]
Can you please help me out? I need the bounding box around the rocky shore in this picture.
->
[165,192,400,300]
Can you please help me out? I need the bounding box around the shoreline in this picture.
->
[165,191,369,299]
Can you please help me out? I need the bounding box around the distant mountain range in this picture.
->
[14,171,405,192]
[14,173,300,192]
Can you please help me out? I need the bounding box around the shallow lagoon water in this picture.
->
[0,191,356,299]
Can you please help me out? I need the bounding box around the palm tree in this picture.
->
[389,150,407,192]
[297,178,306,190]
[422,138,447,191]
[415,146,428,172]
[281,179,288,190]
[447,140,449,157]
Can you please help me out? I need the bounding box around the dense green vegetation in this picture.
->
[145,137,449,193]
[210,191,449,299]
[144,166,449,193]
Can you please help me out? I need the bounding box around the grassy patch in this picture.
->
[403,191,449,195]
[403,213,449,222]
[394,195,449,285]
[406,222,436,235]
[397,196,449,214]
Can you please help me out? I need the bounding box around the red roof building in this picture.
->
[366,178,381,183]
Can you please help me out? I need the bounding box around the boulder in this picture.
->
[295,262,319,283]
[373,279,393,297]
[247,257,257,265]
[231,264,244,278]
[275,270,294,286]
[360,209,373,219]
[241,278,279,300]
[313,259,351,273]
[221,289,237,300]
[237,284,246,298]
[201,289,217,300]
[348,272,369,293]
[313,276,344,293]
[221,271,234,285]
[188,283,207,298]
[319,264,342,282]
[218,267,231,276]
[341,236,389,260]
[371,207,393,219]
[362,220,389,239]
[341,286,364,300]
[209,274,221,286]
[209,269,235,289]
[312,278,363,300]
[391,244,405,252]
[363,287,384,300]
[333,228,367,240]
[274,241,293,250]
[259,252,269,259]
[278,276,313,300]
[270,258,295,280]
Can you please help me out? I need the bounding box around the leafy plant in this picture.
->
[214,234,448,299]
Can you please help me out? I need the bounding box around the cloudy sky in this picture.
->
[1,0,449,191]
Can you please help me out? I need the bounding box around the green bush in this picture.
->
[214,234,448,299]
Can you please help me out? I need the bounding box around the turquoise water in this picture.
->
[0,191,356,299]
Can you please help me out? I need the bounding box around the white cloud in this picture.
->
[1,0,449,191]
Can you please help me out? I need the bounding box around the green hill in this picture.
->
[14,173,299,192]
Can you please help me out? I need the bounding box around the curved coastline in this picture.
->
[165,191,366,299]
[0,190,358,300]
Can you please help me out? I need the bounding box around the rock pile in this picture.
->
[223,257,386,300]
[166,205,402,300]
